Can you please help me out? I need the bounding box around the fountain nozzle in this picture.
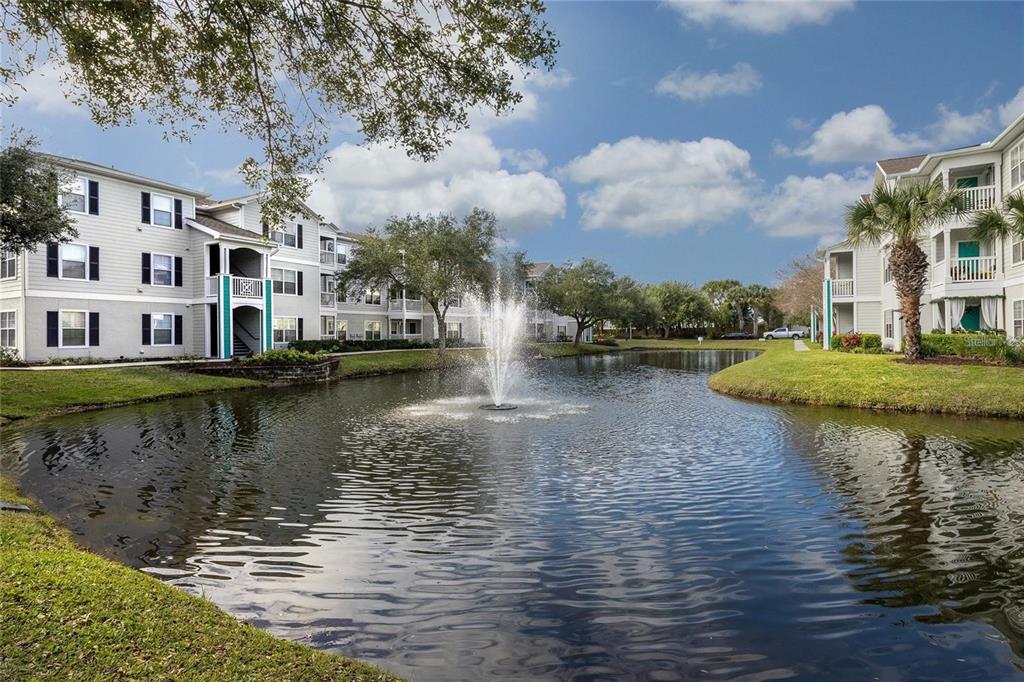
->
[480,404,518,411]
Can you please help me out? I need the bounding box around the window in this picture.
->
[336,287,348,303]
[273,317,298,344]
[271,268,297,295]
[60,177,87,213]
[1010,140,1024,190]
[934,238,944,263]
[270,223,298,248]
[1014,300,1023,338]
[150,194,173,227]
[151,313,174,345]
[152,254,174,286]
[445,321,462,339]
[320,315,336,339]
[364,288,381,305]
[337,318,348,340]
[446,295,463,308]
[883,259,892,284]
[0,251,15,279]
[0,311,15,347]
[1013,237,1024,266]
[557,325,568,340]
[884,309,894,339]
[60,244,88,280]
[60,310,87,347]
[365,320,381,340]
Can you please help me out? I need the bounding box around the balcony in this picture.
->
[320,291,335,307]
[958,185,997,212]
[949,256,998,283]
[388,299,423,313]
[832,278,854,297]
[390,333,422,341]
[319,251,335,265]
[205,275,264,299]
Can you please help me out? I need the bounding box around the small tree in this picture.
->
[614,280,659,339]
[654,281,712,338]
[339,209,496,350]
[1,134,77,252]
[774,253,823,326]
[702,279,743,335]
[746,284,774,337]
[846,179,962,359]
[535,259,620,347]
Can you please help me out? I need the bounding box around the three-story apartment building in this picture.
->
[823,112,1024,349]
[0,154,585,363]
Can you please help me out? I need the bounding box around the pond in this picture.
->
[3,350,1024,680]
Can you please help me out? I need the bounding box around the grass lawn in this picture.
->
[0,477,398,681]
[0,367,259,424]
[687,338,1024,418]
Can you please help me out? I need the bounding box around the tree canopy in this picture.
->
[774,253,823,327]
[0,134,76,252]
[534,258,621,347]
[338,208,496,349]
[3,0,559,226]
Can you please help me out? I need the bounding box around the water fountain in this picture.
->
[477,281,525,411]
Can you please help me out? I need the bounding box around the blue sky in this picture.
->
[7,1,1024,284]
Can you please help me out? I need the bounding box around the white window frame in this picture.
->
[364,320,381,340]
[337,318,348,340]
[445,321,462,339]
[59,309,89,349]
[1014,299,1024,339]
[0,310,16,348]
[364,288,381,305]
[273,316,298,344]
[270,222,298,248]
[320,314,336,339]
[884,309,894,339]
[150,253,175,287]
[271,267,298,296]
[59,243,90,281]
[150,312,175,346]
[60,176,88,215]
[0,251,16,280]
[148,193,174,228]
[1012,236,1024,266]
[1010,140,1024,191]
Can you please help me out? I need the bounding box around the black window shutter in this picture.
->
[297,224,303,249]
[141,192,151,223]
[174,256,183,287]
[141,253,151,284]
[174,198,183,229]
[297,271,304,295]
[46,243,58,277]
[88,312,99,346]
[88,180,99,215]
[46,311,58,347]
[174,315,183,345]
[297,317,304,340]
[88,247,99,281]
[142,314,151,345]
[262,222,269,238]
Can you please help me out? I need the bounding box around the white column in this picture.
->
[944,301,952,333]
[942,168,950,190]
[943,230,952,282]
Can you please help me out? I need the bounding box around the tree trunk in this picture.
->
[752,308,759,337]
[431,302,446,351]
[890,241,929,359]
[573,323,584,348]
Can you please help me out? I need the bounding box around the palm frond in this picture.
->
[968,208,1011,242]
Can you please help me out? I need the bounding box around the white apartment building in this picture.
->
[822,113,1024,350]
[0,155,579,363]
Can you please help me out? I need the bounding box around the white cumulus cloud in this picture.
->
[562,136,756,235]
[664,0,854,34]
[998,85,1024,127]
[752,168,872,244]
[12,61,85,117]
[656,62,762,102]
[307,131,565,232]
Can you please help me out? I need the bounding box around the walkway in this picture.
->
[794,339,810,352]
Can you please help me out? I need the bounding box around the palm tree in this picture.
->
[746,284,773,337]
[969,191,1024,244]
[845,178,963,359]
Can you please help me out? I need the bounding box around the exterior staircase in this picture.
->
[232,335,251,357]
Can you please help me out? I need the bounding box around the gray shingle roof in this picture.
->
[191,212,264,241]
[876,155,927,174]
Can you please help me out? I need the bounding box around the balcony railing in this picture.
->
[390,332,422,340]
[320,291,335,307]
[388,299,423,313]
[832,278,854,297]
[958,185,997,212]
[205,275,264,299]
[949,256,998,282]
[319,251,335,265]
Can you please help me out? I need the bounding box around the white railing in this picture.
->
[958,185,997,212]
[390,333,422,340]
[232,276,264,299]
[949,256,998,282]
[319,251,335,265]
[320,292,334,307]
[205,276,218,297]
[388,299,423,313]
[832,278,854,297]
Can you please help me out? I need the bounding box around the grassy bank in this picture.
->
[0,477,398,681]
[701,339,1024,418]
[0,367,259,424]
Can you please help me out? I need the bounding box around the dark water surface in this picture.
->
[3,350,1024,680]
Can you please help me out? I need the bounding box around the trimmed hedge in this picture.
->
[290,338,432,353]
[921,332,1022,364]
[830,332,882,353]
[241,349,327,365]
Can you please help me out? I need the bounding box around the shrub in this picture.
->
[921,332,1022,365]
[432,337,474,348]
[0,346,26,367]
[861,334,882,351]
[290,339,343,353]
[840,332,862,351]
[593,338,619,347]
[242,349,327,365]
[832,332,882,353]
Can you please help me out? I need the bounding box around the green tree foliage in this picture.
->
[969,191,1024,243]
[846,179,962,359]
[535,258,621,347]
[3,1,559,226]
[652,281,712,338]
[774,253,823,327]
[745,284,774,336]
[338,209,496,349]
[701,279,743,333]
[613,278,659,339]
[0,134,76,252]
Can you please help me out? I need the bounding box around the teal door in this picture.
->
[957,241,980,258]
[956,177,979,189]
[961,305,981,331]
